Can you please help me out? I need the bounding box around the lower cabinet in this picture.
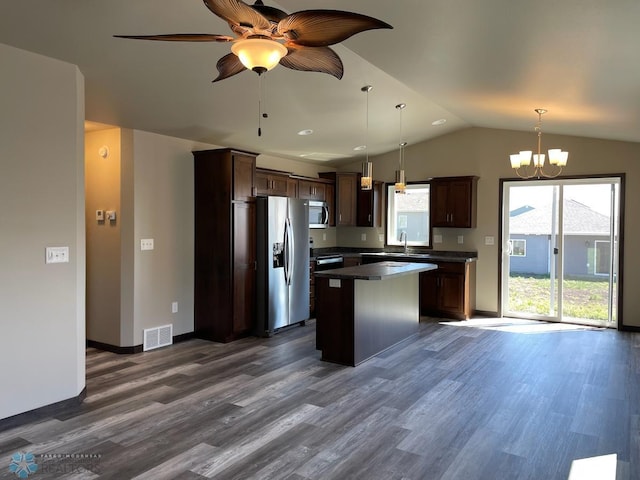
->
[420,261,476,320]
[309,260,316,318]
[343,256,362,268]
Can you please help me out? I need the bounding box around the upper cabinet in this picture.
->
[357,180,383,227]
[430,176,479,228]
[298,178,328,201]
[319,172,358,226]
[255,169,297,197]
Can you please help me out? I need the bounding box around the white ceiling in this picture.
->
[2,0,639,166]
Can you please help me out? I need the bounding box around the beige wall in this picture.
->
[342,127,640,326]
[85,128,122,345]
[0,44,86,419]
[85,129,220,347]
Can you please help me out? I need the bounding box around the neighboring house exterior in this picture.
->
[508,200,613,278]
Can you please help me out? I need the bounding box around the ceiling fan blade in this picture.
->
[213,53,247,82]
[251,2,289,24]
[277,10,392,47]
[114,33,234,42]
[202,0,271,33]
[280,46,343,79]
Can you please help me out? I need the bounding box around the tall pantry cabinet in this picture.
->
[193,148,257,343]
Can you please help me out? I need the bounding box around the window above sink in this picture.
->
[386,182,431,248]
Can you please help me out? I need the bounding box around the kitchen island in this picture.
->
[314,261,437,366]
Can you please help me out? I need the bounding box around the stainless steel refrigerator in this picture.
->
[256,196,310,336]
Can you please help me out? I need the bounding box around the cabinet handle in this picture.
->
[339,213,342,222]
[368,214,371,223]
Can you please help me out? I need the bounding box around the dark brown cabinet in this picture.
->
[194,148,257,342]
[343,256,362,268]
[420,261,476,319]
[319,172,358,226]
[255,169,297,197]
[298,179,328,201]
[309,260,316,318]
[431,176,478,228]
[357,180,383,227]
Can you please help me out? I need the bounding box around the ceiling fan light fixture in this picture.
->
[231,38,287,73]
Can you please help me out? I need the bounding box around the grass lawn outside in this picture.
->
[508,274,615,322]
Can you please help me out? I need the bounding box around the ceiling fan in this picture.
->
[115,0,392,82]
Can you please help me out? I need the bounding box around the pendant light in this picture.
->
[395,103,407,194]
[360,85,373,190]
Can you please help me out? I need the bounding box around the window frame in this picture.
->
[509,238,527,257]
[385,181,432,248]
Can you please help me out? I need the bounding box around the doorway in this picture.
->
[501,177,622,328]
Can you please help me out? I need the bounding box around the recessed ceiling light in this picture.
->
[298,129,314,136]
[432,118,447,126]
[353,145,366,151]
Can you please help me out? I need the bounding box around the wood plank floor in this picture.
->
[1,318,639,479]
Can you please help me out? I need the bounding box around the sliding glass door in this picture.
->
[501,178,620,327]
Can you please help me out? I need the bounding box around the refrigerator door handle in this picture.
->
[283,217,294,285]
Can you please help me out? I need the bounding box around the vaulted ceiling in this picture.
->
[2,0,639,166]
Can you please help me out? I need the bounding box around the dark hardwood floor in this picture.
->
[1,318,639,479]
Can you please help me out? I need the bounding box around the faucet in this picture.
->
[399,231,408,254]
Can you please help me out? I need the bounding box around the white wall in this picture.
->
[0,44,85,420]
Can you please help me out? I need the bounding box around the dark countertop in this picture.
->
[312,248,477,263]
[314,261,437,280]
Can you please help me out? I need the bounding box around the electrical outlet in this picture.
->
[140,238,154,251]
[322,233,326,241]
[361,233,367,241]
[485,236,495,245]
[378,234,384,242]
[433,234,443,244]
[171,302,178,313]
[457,235,464,244]
[45,246,69,264]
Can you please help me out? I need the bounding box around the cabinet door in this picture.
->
[326,183,335,226]
[298,180,326,200]
[448,180,473,228]
[233,202,256,334]
[255,170,271,196]
[357,181,382,227]
[336,173,357,226]
[431,181,451,226]
[233,153,256,201]
[420,271,439,313]
[438,273,465,315]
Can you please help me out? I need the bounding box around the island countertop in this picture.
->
[314,261,437,281]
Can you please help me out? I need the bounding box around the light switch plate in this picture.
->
[457,235,464,244]
[361,233,367,241]
[106,210,116,221]
[141,238,154,251]
[329,279,341,288]
[171,302,178,313]
[96,210,104,221]
[378,234,384,242]
[433,234,443,244]
[485,236,495,245]
[46,246,69,264]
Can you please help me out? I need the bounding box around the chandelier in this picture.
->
[509,109,569,179]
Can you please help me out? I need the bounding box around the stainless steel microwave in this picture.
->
[308,200,329,228]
